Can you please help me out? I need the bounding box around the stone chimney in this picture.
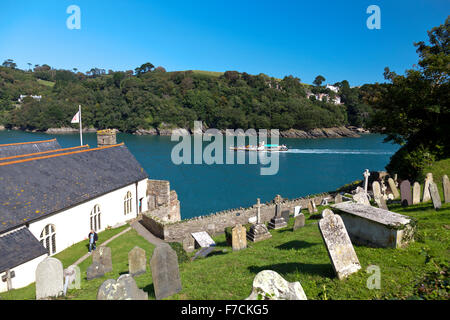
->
[97,129,117,147]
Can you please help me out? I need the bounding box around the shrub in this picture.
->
[168,242,190,264]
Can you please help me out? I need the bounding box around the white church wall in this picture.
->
[0,254,47,293]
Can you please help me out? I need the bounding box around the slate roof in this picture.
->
[0,139,61,158]
[0,143,148,233]
[0,145,89,163]
[0,227,48,273]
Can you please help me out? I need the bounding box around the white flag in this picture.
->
[71,111,80,123]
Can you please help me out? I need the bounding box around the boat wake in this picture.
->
[286,149,394,155]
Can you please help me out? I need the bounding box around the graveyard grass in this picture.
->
[1,161,449,300]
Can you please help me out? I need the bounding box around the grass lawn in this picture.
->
[36,79,55,87]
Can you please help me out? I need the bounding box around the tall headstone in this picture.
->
[293,213,305,231]
[150,243,182,300]
[318,210,361,280]
[97,274,148,300]
[423,173,433,202]
[281,210,290,224]
[429,182,442,210]
[363,169,371,193]
[232,224,247,251]
[35,257,64,300]
[128,246,146,277]
[372,181,382,200]
[388,178,400,199]
[268,202,287,230]
[92,246,113,273]
[400,180,412,206]
[412,182,421,205]
[443,175,450,203]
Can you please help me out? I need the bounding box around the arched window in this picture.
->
[124,191,132,215]
[40,224,56,255]
[90,205,101,232]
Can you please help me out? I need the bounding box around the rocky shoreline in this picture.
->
[1,125,368,139]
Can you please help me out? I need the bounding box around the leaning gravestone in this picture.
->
[246,270,307,300]
[293,213,305,231]
[443,175,450,203]
[191,231,215,248]
[92,246,113,273]
[429,182,442,210]
[400,180,412,206]
[318,210,361,280]
[128,246,146,277]
[232,224,247,251]
[388,178,400,199]
[35,257,64,300]
[97,274,148,300]
[423,173,433,202]
[375,196,389,210]
[412,182,421,205]
[150,243,182,300]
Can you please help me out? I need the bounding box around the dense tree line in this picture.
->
[0,60,372,133]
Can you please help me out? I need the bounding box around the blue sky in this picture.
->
[0,0,448,86]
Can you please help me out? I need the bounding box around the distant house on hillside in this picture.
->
[325,84,339,93]
[17,95,42,103]
[306,91,343,105]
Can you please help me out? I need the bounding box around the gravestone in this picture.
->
[400,180,412,206]
[86,262,106,281]
[35,257,64,300]
[423,173,433,202]
[248,198,272,242]
[92,246,113,273]
[307,201,314,214]
[281,210,290,224]
[353,191,370,206]
[128,246,146,277]
[388,178,400,199]
[320,198,330,206]
[97,274,148,300]
[232,224,247,251]
[443,175,450,203]
[375,196,388,210]
[363,169,371,193]
[268,203,287,229]
[182,234,195,253]
[246,270,307,300]
[321,208,334,218]
[334,194,343,204]
[191,231,215,248]
[429,182,442,210]
[293,213,305,231]
[412,182,421,205]
[1,269,15,292]
[63,265,80,295]
[372,181,382,200]
[294,206,302,217]
[318,210,361,280]
[150,243,182,300]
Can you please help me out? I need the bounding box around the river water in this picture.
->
[0,130,399,219]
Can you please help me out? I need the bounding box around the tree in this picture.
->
[313,75,325,87]
[135,62,154,76]
[368,17,449,180]
[2,59,17,69]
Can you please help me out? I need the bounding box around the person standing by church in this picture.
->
[88,230,98,253]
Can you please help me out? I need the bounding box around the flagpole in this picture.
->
[79,105,83,146]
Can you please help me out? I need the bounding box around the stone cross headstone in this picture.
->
[423,173,433,202]
[318,210,361,280]
[293,213,305,231]
[97,274,148,300]
[412,182,421,205]
[363,169,371,193]
[182,234,195,253]
[388,178,400,199]
[232,224,247,251]
[128,246,146,277]
[400,180,412,206]
[443,175,450,204]
[35,257,64,300]
[429,181,442,210]
[150,243,182,300]
[334,194,343,204]
[256,198,262,224]
[1,269,15,291]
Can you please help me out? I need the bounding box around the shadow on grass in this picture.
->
[143,283,156,299]
[248,262,334,278]
[275,240,318,251]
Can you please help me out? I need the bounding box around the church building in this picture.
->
[0,134,149,292]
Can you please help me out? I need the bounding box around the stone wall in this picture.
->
[142,193,331,242]
[147,180,171,209]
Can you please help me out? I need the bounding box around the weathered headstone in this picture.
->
[443,175,450,203]
[321,208,334,218]
[182,234,195,253]
[400,180,412,206]
[191,231,215,248]
[246,270,307,300]
[429,182,442,210]
[247,223,272,242]
[97,274,148,300]
[268,203,287,229]
[375,196,389,210]
[353,191,370,206]
[293,213,305,231]
[372,181,382,200]
[318,210,361,280]
[423,173,433,202]
[92,246,113,273]
[307,200,314,214]
[281,210,290,224]
[412,182,421,205]
[334,194,343,204]
[150,243,182,300]
[232,224,247,251]
[35,257,64,300]
[86,262,106,280]
[63,265,80,295]
[388,178,400,199]
[128,246,146,277]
